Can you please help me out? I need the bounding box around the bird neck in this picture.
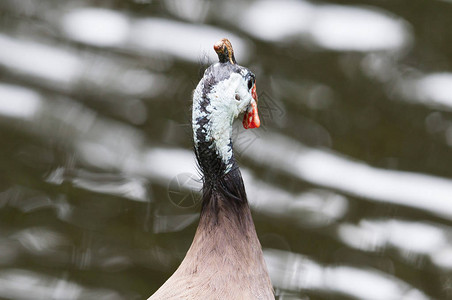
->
[193,105,251,229]
[191,169,261,271]
[176,183,271,299]
[193,122,235,180]
[199,166,249,225]
[193,188,258,259]
[193,103,237,181]
[192,66,250,225]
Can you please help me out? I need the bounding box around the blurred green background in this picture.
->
[0,0,452,299]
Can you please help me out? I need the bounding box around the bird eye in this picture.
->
[246,73,255,90]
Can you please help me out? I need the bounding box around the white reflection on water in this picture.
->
[62,8,130,47]
[242,171,348,227]
[0,269,123,300]
[241,0,313,43]
[394,71,452,111]
[0,84,150,203]
[60,7,249,63]
[0,35,167,98]
[416,73,452,109]
[312,5,409,52]
[238,132,452,220]
[265,249,429,300]
[338,219,452,270]
[12,227,68,255]
[0,84,40,119]
[71,173,148,202]
[363,54,452,113]
[0,35,82,86]
[130,18,250,63]
[164,0,210,23]
[143,148,198,184]
[46,167,149,202]
[240,0,410,51]
[0,83,146,153]
[77,138,349,227]
[0,186,71,219]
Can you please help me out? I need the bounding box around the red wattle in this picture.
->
[243,83,260,129]
[243,101,260,129]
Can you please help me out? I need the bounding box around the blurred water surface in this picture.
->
[1,0,452,299]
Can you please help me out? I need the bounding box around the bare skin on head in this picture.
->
[214,38,236,64]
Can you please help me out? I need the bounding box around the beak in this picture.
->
[243,82,260,129]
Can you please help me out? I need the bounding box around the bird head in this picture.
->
[212,38,260,129]
[193,39,260,132]
[192,38,260,173]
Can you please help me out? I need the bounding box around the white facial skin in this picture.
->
[193,69,256,173]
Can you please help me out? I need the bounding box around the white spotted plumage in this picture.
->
[193,71,254,173]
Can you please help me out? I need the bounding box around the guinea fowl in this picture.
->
[149,39,273,300]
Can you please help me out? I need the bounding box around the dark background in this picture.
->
[0,0,451,299]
